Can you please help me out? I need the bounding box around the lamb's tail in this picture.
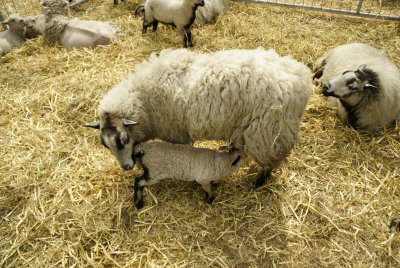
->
[134,4,145,16]
[195,0,229,26]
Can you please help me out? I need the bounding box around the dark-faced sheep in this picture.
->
[132,141,244,209]
[86,48,312,188]
[314,43,400,132]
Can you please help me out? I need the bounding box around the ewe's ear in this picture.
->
[84,121,100,129]
[358,64,367,72]
[122,118,138,127]
[363,83,377,91]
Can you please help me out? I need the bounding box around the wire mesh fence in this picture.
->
[0,0,399,23]
[243,0,400,20]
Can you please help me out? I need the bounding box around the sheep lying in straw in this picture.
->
[313,43,400,132]
[23,15,46,39]
[0,14,26,59]
[135,0,205,47]
[132,141,244,209]
[41,0,117,48]
[86,48,312,188]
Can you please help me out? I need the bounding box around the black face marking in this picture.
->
[114,133,125,150]
[232,155,241,166]
[340,99,360,129]
[342,70,352,75]
[346,78,357,86]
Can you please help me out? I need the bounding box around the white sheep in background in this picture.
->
[41,0,117,48]
[135,0,229,26]
[0,14,26,59]
[313,43,400,132]
[23,15,46,39]
[134,0,205,47]
[86,48,312,188]
[194,0,229,26]
[132,141,244,209]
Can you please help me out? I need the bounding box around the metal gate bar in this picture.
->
[242,0,400,21]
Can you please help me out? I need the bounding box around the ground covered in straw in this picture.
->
[1,0,400,267]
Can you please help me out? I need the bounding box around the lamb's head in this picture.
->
[1,14,25,33]
[41,0,69,16]
[86,113,138,171]
[322,64,378,99]
[24,16,41,39]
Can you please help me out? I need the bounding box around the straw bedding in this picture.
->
[1,0,399,267]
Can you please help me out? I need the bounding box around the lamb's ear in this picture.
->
[1,21,8,26]
[84,121,100,129]
[122,118,138,127]
[363,83,377,91]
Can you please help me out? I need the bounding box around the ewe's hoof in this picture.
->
[135,200,144,210]
[204,194,215,204]
[253,169,272,188]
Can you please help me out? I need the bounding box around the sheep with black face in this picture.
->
[314,43,400,132]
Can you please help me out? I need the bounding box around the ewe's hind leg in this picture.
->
[253,168,272,188]
[152,20,159,32]
[200,182,215,204]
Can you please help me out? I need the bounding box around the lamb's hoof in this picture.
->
[134,200,144,210]
[253,169,272,188]
[188,43,194,48]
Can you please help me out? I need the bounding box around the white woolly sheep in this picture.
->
[0,14,25,59]
[194,0,229,26]
[135,0,205,48]
[135,0,229,26]
[132,141,244,209]
[86,48,312,188]
[23,15,46,39]
[313,43,400,132]
[41,0,117,48]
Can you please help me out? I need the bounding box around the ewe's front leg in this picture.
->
[181,28,189,48]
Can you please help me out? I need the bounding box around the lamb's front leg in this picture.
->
[134,176,147,209]
[181,28,189,48]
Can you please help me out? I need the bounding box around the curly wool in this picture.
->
[41,0,70,45]
[195,0,229,25]
[99,48,312,169]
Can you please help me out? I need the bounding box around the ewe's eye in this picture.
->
[346,78,357,90]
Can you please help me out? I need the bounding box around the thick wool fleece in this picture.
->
[315,43,400,131]
[99,48,312,168]
[195,0,229,25]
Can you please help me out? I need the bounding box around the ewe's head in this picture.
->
[41,0,69,16]
[86,113,137,171]
[322,64,378,99]
[191,0,205,7]
[1,14,25,33]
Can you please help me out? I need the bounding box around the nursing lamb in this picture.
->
[313,43,400,132]
[132,141,244,209]
[86,48,312,188]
